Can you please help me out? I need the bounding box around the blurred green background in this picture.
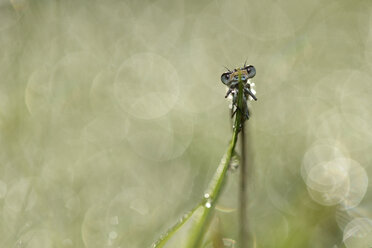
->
[0,0,372,247]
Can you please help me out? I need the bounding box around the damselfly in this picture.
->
[221,63,257,121]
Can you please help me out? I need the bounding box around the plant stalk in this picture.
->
[240,122,248,248]
[185,70,246,248]
[152,70,248,248]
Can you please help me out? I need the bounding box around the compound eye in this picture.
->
[221,72,231,85]
[245,65,256,78]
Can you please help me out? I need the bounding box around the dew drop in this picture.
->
[109,231,118,240]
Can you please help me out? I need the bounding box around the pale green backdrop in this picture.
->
[0,0,371,247]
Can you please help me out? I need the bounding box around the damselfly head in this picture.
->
[221,65,256,86]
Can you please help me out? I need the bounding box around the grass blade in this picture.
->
[153,72,245,248]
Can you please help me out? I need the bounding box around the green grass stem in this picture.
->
[153,71,245,248]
